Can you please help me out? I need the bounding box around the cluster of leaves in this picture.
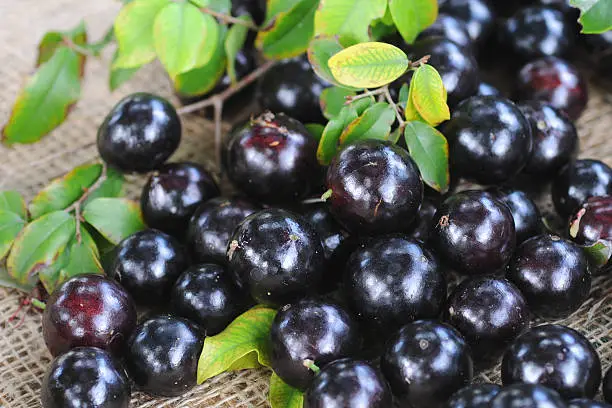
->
[0,164,145,295]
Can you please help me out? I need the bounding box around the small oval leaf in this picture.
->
[82,198,145,245]
[225,15,253,83]
[269,372,304,408]
[0,211,26,260]
[339,102,396,145]
[328,42,408,88]
[320,86,356,119]
[0,191,27,219]
[389,0,438,44]
[404,121,450,193]
[411,64,450,126]
[314,0,387,46]
[571,0,612,33]
[305,123,325,142]
[581,239,612,269]
[307,36,358,90]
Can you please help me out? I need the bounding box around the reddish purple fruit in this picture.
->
[569,196,612,246]
[42,274,137,357]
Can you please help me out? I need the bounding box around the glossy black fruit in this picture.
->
[186,197,259,264]
[604,366,612,403]
[97,93,181,173]
[569,400,612,408]
[300,203,347,261]
[442,96,533,184]
[569,196,612,247]
[381,320,473,408]
[478,81,502,96]
[227,209,325,306]
[41,347,130,408]
[446,277,530,367]
[517,57,588,121]
[407,37,480,106]
[304,358,392,408]
[42,274,136,357]
[256,55,329,124]
[490,384,568,408]
[489,188,542,243]
[518,101,579,177]
[270,299,362,390]
[344,235,446,339]
[429,190,516,275]
[552,160,612,218]
[125,315,203,397]
[141,162,219,237]
[222,112,321,204]
[501,6,575,61]
[447,383,502,408]
[502,324,601,399]
[508,234,590,319]
[107,229,189,306]
[170,264,245,335]
[326,140,423,235]
[409,197,439,242]
[417,13,472,50]
[439,0,495,44]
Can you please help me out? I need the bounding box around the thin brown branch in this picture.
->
[383,85,405,128]
[62,36,96,58]
[345,88,385,104]
[213,98,223,170]
[409,54,431,69]
[200,7,259,30]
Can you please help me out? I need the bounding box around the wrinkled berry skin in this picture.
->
[326,140,423,235]
[170,264,245,335]
[489,188,542,243]
[41,347,130,408]
[381,320,473,408]
[97,93,181,173]
[429,190,516,275]
[517,57,588,121]
[408,37,480,106]
[442,96,533,185]
[508,234,590,319]
[304,359,392,408]
[141,162,219,237]
[570,196,612,247]
[227,209,325,306]
[552,159,612,218]
[439,0,495,44]
[491,384,568,408]
[518,101,579,177]
[446,277,530,368]
[222,112,321,204]
[569,399,612,408]
[270,299,362,391]
[409,197,439,242]
[604,367,612,403]
[256,56,329,124]
[447,383,502,408]
[42,274,137,357]
[478,81,502,96]
[344,236,446,339]
[107,229,189,306]
[125,315,203,397]
[502,324,601,400]
[417,13,472,50]
[501,6,575,61]
[186,197,259,264]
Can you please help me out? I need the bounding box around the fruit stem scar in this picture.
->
[303,359,320,374]
[227,240,240,261]
[438,215,450,227]
[320,189,333,202]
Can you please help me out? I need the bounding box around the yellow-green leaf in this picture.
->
[339,102,396,145]
[114,0,170,68]
[0,211,26,260]
[269,372,304,408]
[110,50,141,91]
[315,0,387,46]
[404,121,449,193]
[225,15,252,83]
[411,64,450,126]
[82,198,145,245]
[389,0,438,44]
[2,47,83,145]
[0,191,27,220]
[37,21,87,66]
[320,86,356,119]
[570,0,612,33]
[328,42,408,88]
[197,307,277,384]
[305,123,325,142]
[307,36,357,89]
[404,75,425,122]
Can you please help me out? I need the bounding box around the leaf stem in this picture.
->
[409,54,431,69]
[382,85,405,129]
[62,36,96,58]
[345,88,385,104]
[303,359,321,375]
[200,7,259,30]
[31,298,46,310]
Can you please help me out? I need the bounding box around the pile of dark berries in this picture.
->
[40,1,612,407]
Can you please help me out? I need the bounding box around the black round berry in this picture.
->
[417,13,472,50]
[439,0,495,44]
[604,366,612,403]
[478,81,502,96]
[447,383,502,408]
[409,197,439,242]
[489,188,542,243]
[490,384,568,408]
[569,399,612,408]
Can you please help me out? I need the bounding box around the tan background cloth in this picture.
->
[0,0,611,407]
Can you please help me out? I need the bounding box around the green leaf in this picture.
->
[82,198,145,245]
[84,26,114,56]
[205,0,231,13]
[154,2,220,78]
[256,0,319,59]
[320,86,356,119]
[328,42,408,88]
[197,307,276,383]
[114,0,170,68]
[307,36,358,89]
[0,211,26,260]
[0,266,35,292]
[339,102,396,145]
[7,211,75,287]
[0,191,28,220]
[37,21,87,66]
[110,50,140,91]
[404,75,426,122]
[190,0,209,6]
[2,47,83,145]
[305,123,325,141]
[225,15,253,83]
[570,0,612,33]
[389,0,438,44]
[410,64,450,126]
[397,82,409,109]
[83,166,125,205]
[269,372,304,408]
[404,121,449,193]
[581,239,612,269]
[314,0,387,46]
[264,0,303,23]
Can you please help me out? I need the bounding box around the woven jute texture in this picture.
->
[1,1,612,407]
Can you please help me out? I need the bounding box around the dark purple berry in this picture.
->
[478,81,502,96]
[491,384,568,408]
[42,274,136,357]
[97,93,181,173]
[489,188,542,243]
[569,399,612,408]
[409,197,439,242]
[300,203,347,261]
[141,162,219,237]
[231,0,266,26]
[502,324,601,400]
[439,0,495,44]
[326,140,423,235]
[417,14,472,50]
[447,383,502,408]
[569,196,612,246]
[604,367,612,403]
[270,299,362,390]
[381,320,473,408]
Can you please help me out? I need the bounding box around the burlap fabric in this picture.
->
[0,1,611,407]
